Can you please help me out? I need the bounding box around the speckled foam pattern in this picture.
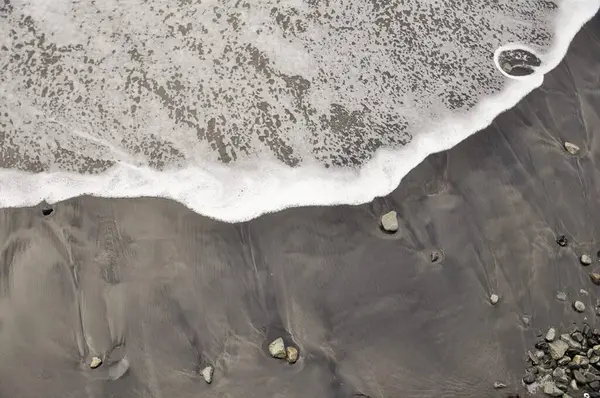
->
[1,0,560,172]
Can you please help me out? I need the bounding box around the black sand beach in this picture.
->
[0,14,599,398]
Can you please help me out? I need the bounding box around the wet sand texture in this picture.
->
[0,14,599,398]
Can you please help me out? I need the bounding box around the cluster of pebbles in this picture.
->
[525,325,600,397]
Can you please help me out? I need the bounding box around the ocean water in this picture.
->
[0,0,599,222]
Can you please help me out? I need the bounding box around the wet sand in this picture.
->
[0,15,599,398]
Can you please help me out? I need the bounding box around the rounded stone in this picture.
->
[90,356,103,369]
[490,294,499,305]
[590,273,600,286]
[268,337,287,359]
[581,254,593,266]
[522,373,535,384]
[380,211,399,233]
[574,301,586,313]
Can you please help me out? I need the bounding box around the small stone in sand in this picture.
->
[380,211,398,233]
[201,365,214,384]
[268,338,287,359]
[286,347,298,364]
[90,356,103,369]
[564,142,580,155]
[556,235,568,247]
[489,294,499,305]
[546,327,556,342]
[556,291,567,301]
[41,207,54,216]
[581,254,593,266]
[590,273,600,286]
[522,373,535,384]
[493,381,506,389]
[574,301,586,313]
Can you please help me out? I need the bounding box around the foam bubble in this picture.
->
[0,0,599,222]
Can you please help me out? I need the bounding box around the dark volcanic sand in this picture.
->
[0,15,599,398]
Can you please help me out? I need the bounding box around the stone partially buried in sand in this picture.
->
[286,347,298,364]
[90,356,103,369]
[581,254,593,266]
[489,294,499,305]
[564,141,581,155]
[269,338,287,359]
[201,365,214,384]
[380,211,398,233]
[573,301,586,313]
[546,327,556,342]
[590,273,600,286]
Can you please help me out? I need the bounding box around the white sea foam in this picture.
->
[0,0,599,222]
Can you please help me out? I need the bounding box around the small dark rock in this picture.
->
[573,332,585,343]
[574,370,587,384]
[557,235,568,246]
[558,357,571,366]
[594,329,600,337]
[587,373,600,383]
[584,324,593,338]
[591,380,600,391]
[568,361,581,370]
[535,341,549,350]
[522,373,536,384]
[41,207,53,216]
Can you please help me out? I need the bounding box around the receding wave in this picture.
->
[0,0,599,221]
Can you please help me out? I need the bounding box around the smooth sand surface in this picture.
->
[0,15,599,398]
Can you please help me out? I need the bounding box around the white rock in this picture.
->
[268,338,287,359]
[201,365,214,384]
[380,211,398,233]
[90,356,103,369]
[490,294,499,305]
[545,327,556,342]
[564,142,580,155]
[581,254,593,265]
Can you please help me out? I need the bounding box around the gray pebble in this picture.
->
[581,254,593,265]
[522,373,536,384]
[556,291,567,301]
[492,381,506,389]
[574,301,586,313]
[546,327,556,342]
[549,340,569,360]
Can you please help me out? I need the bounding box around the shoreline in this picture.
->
[0,13,599,398]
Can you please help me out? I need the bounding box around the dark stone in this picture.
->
[568,361,581,370]
[574,370,587,384]
[522,373,536,384]
[590,338,600,346]
[591,380,600,391]
[558,357,571,366]
[566,348,582,357]
[584,324,593,338]
[528,366,539,374]
[557,235,568,246]
[587,373,600,383]
[573,332,585,343]
[535,341,549,350]
[41,207,53,216]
